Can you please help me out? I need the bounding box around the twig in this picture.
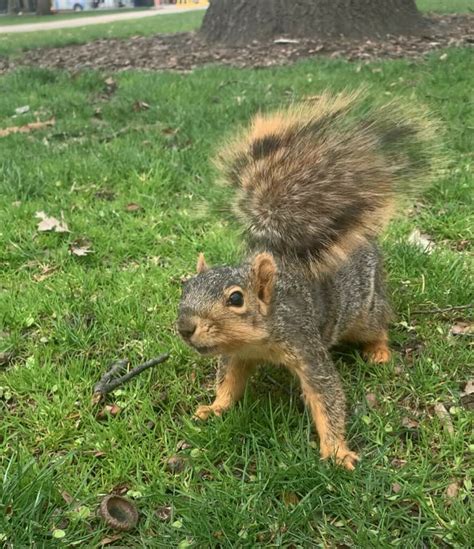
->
[411,304,473,315]
[93,354,170,401]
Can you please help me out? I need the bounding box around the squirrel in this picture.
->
[177,90,441,470]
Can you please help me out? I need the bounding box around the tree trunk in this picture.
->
[7,0,21,14]
[36,0,51,15]
[201,0,427,45]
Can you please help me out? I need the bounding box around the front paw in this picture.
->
[193,404,223,421]
[320,442,360,471]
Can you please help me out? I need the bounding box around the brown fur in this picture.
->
[217,89,441,273]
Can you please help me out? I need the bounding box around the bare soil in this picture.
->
[0,14,472,74]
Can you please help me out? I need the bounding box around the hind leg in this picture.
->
[361,330,391,364]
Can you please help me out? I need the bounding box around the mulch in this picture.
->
[0,14,472,74]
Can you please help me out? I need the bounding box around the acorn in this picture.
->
[99,495,138,531]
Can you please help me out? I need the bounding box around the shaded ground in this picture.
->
[0,14,472,74]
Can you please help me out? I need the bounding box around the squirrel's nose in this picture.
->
[178,319,197,339]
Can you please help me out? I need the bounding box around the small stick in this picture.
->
[93,354,170,402]
[411,304,472,315]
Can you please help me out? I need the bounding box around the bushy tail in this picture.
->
[217,90,444,271]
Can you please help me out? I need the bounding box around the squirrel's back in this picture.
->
[217,90,442,272]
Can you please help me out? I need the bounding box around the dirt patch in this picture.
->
[0,14,472,74]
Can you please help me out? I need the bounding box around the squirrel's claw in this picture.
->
[193,404,223,421]
[320,443,360,471]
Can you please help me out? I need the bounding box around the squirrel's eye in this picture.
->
[227,291,244,307]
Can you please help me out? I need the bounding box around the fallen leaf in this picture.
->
[35,211,69,233]
[445,481,459,499]
[94,451,106,458]
[176,440,192,452]
[401,416,419,429]
[450,320,473,336]
[274,38,300,44]
[408,229,435,254]
[97,404,122,420]
[0,352,14,367]
[161,126,179,136]
[392,482,402,494]
[61,491,75,505]
[165,455,186,474]
[69,241,93,257]
[95,189,116,201]
[15,105,30,115]
[112,483,129,495]
[0,118,55,138]
[460,379,474,411]
[391,458,408,469]
[155,505,172,521]
[33,265,58,282]
[133,100,150,112]
[104,77,117,93]
[433,403,454,436]
[125,202,142,212]
[365,392,378,409]
[282,491,300,506]
[101,534,123,546]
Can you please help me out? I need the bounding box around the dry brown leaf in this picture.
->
[365,392,378,409]
[35,211,69,233]
[33,265,58,282]
[450,320,473,336]
[0,118,55,138]
[460,379,474,411]
[97,404,122,420]
[392,482,402,494]
[104,77,117,93]
[402,416,419,429]
[391,458,408,469]
[433,403,454,436]
[408,229,435,254]
[125,202,142,213]
[445,481,459,500]
[69,240,93,257]
[282,491,300,506]
[133,100,150,112]
[100,534,123,546]
[155,505,172,521]
[61,491,75,505]
[165,455,186,474]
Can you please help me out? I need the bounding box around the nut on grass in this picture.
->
[99,495,139,531]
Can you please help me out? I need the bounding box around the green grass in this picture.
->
[416,0,473,12]
[0,8,151,26]
[0,10,203,56]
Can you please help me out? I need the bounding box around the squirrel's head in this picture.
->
[177,252,276,356]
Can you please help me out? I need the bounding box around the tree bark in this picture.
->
[201,0,427,45]
[36,0,51,15]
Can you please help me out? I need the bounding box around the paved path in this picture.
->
[0,6,206,34]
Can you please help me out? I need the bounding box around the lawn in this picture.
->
[0,7,473,549]
[0,8,151,26]
[0,10,203,56]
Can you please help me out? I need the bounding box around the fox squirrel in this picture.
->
[177,90,441,470]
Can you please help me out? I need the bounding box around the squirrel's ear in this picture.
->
[250,252,277,308]
[196,252,209,274]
